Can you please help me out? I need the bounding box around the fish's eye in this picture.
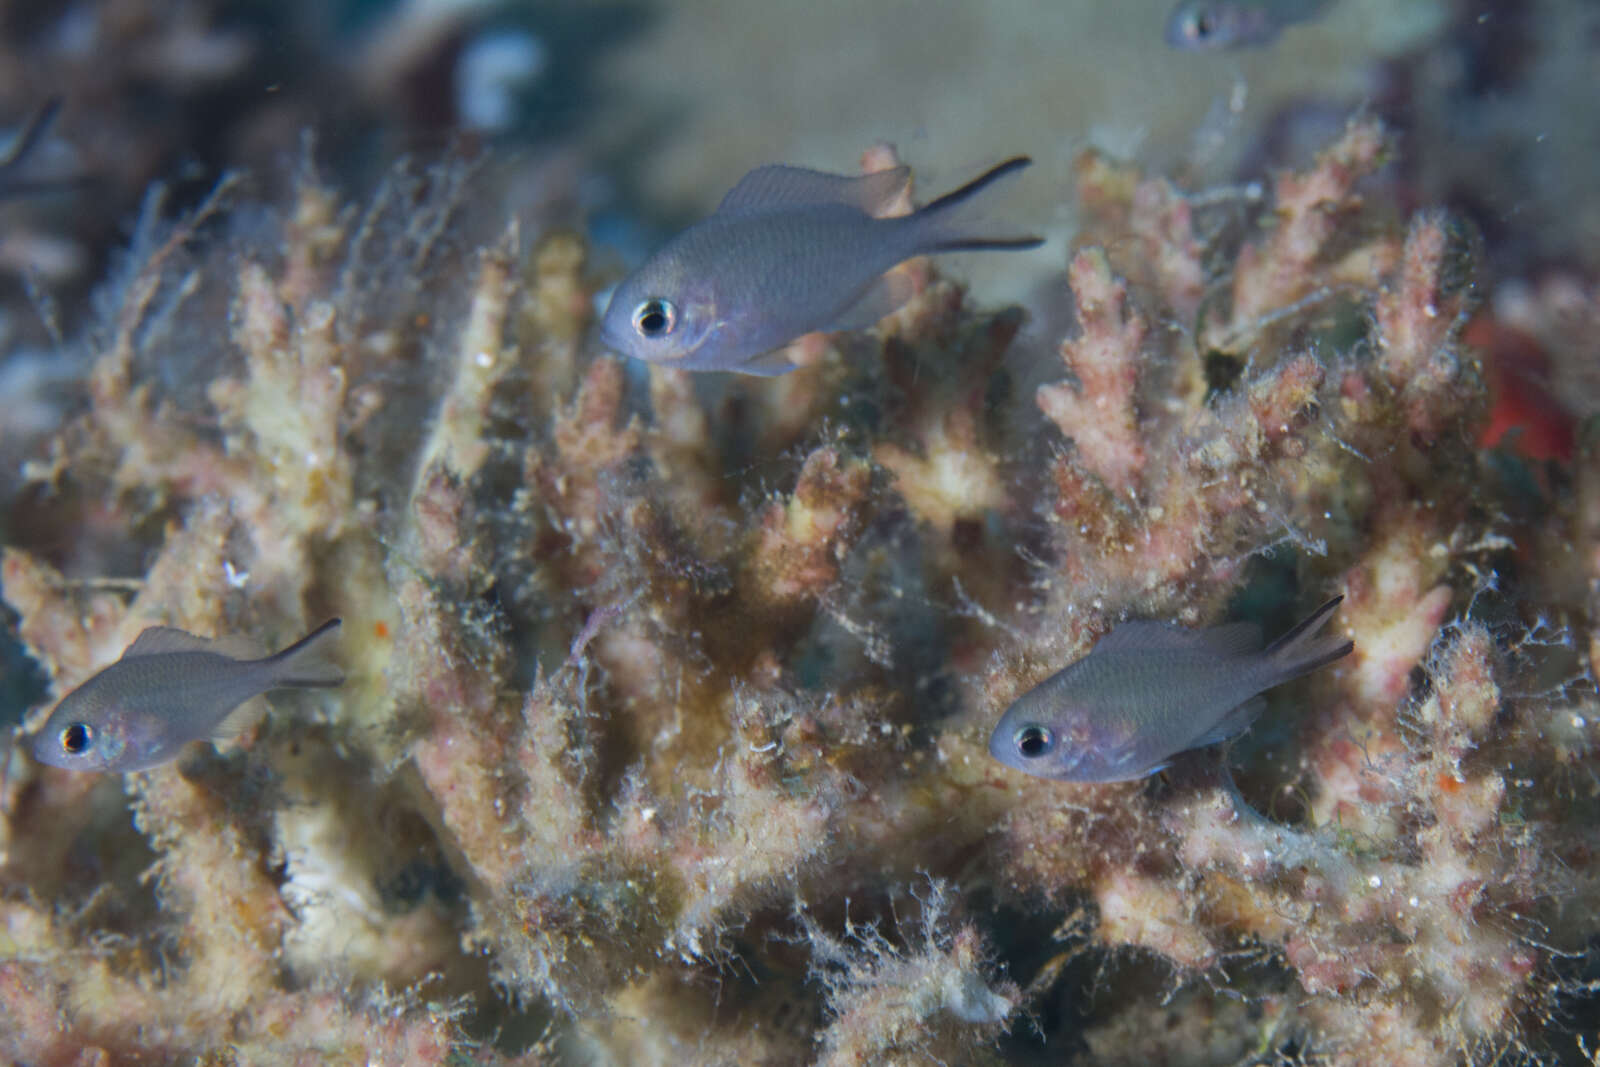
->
[1014,725,1054,759]
[60,721,93,755]
[632,299,678,339]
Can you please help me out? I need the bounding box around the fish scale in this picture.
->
[1066,650,1271,726]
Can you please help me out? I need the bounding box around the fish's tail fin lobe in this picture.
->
[916,156,1045,253]
[266,617,345,689]
[1264,596,1353,681]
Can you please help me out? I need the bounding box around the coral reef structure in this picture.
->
[0,106,1597,1067]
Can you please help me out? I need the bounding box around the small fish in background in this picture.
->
[27,619,344,774]
[1165,0,1337,50]
[599,156,1044,375]
[990,597,1351,782]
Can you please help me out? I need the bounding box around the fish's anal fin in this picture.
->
[717,164,912,217]
[826,268,916,333]
[211,695,271,744]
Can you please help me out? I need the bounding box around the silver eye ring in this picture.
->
[632,298,678,339]
[61,721,94,755]
[1014,724,1054,758]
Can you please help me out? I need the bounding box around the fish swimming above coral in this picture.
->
[26,618,344,773]
[599,156,1044,375]
[990,597,1351,782]
[1165,0,1336,50]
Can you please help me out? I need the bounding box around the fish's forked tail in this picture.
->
[265,618,345,689]
[1264,596,1354,681]
[916,156,1045,253]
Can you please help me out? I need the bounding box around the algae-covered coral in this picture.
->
[1,86,1598,1067]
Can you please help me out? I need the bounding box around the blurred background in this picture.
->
[1,0,1595,309]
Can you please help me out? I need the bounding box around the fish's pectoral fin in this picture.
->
[826,269,916,333]
[1084,723,1165,782]
[717,163,911,217]
[1192,696,1266,749]
[734,349,800,377]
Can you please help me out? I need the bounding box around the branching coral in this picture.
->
[984,115,1587,1065]
[798,880,1017,1066]
[0,111,1595,1067]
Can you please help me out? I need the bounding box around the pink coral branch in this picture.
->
[1038,248,1148,495]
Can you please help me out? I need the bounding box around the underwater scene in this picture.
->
[0,0,1598,1063]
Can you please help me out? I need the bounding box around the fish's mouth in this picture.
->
[597,316,631,358]
[986,730,1008,764]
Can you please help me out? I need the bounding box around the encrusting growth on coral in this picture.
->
[0,110,1595,1066]
[1037,248,1148,495]
[799,880,1017,1066]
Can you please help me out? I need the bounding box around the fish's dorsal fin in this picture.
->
[210,633,268,660]
[1094,619,1262,657]
[717,164,911,217]
[124,626,215,658]
[124,625,265,660]
[1198,620,1264,656]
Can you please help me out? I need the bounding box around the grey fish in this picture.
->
[598,157,1044,375]
[989,597,1351,782]
[1165,0,1336,50]
[27,619,344,773]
